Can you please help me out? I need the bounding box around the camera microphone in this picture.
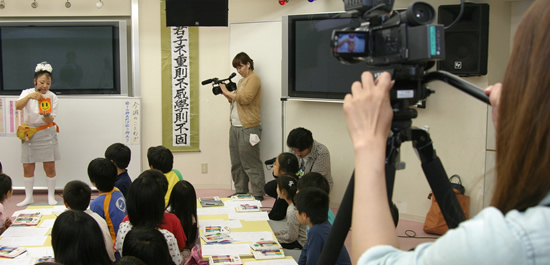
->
[201,78,216,85]
[229,72,236,78]
[265,157,276,165]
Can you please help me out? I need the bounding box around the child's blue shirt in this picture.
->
[298,221,351,265]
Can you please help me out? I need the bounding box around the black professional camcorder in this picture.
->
[331,0,445,119]
[201,72,237,95]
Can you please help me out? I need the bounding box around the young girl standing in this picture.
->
[274,175,307,249]
[0,173,12,234]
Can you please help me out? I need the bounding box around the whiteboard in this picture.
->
[0,96,141,189]
[229,21,283,182]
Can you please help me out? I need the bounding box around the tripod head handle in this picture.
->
[422,71,490,105]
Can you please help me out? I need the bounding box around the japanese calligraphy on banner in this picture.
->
[170,26,191,146]
[160,2,199,152]
[122,99,141,145]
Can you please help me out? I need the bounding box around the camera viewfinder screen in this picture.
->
[336,32,366,54]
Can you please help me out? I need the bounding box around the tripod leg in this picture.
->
[317,171,355,265]
[318,134,401,265]
[412,128,466,228]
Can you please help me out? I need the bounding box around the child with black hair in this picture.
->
[123,228,176,265]
[264,152,300,220]
[295,187,351,265]
[167,180,199,261]
[0,173,12,234]
[88,157,127,244]
[147,146,183,207]
[273,175,307,249]
[52,210,113,265]
[105,143,133,197]
[63,180,116,261]
[297,172,335,225]
[115,169,182,265]
[113,256,146,265]
[120,170,187,252]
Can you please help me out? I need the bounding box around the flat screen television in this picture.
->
[282,12,367,101]
[0,19,128,95]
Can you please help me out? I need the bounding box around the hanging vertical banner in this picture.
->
[0,98,5,135]
[7,99,23,134]
[122,98,141,145]
[129,99,141,145]
[160,0,199,152]
[170,27,191,146]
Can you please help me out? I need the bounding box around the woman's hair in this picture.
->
[491,0,550,213]
[126,170,166,228]
[232,52,254,70]
[122,228,175,265]
[51,210,112,265]
[287,127,314,151]
[277,174,298,202]
[167,180,198,249]
[0,173,12,203]
[277,152,300,176]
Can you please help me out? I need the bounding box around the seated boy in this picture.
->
[147,146,183,206]
[105,143,132,197]
[88,157,127,244]
[297,172,335,225]
[62,180,116,262]
[295,187,351,265]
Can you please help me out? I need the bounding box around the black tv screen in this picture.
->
[283,13,368,100]
[0,22,124,95]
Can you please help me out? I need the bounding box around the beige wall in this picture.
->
[1,0,532,221]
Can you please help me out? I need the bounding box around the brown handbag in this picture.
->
[423,175,470,235]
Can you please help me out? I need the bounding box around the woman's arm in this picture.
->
[15,91,42,110]
[343,71,398,263]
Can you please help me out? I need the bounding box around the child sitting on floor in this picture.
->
[273,175,307,249]
[88,157,127,244]
[167,180,199,262]
[0,173,12,234]
[295,187,351,265]
[147,145,183,207]
[265,152,301,221]
[105,143,133,198]
[297,172,335,225]
[63,180,116,261]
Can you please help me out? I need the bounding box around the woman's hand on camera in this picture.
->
[343,71,394,150]
[219,83,228,95]
[485,83,502,129]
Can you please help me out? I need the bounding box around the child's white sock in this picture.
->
[16,177,35,206]
[47,177,57,205]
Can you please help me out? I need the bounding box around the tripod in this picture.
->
[318,70,490,265]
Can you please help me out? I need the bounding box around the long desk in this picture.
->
[0,205,62,264]
[198,198,298,265]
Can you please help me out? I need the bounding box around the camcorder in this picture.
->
[331,0,445,120]
[201,72,237,95]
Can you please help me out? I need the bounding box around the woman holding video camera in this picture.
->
[345,0,549,264]
[219,52,265,201]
